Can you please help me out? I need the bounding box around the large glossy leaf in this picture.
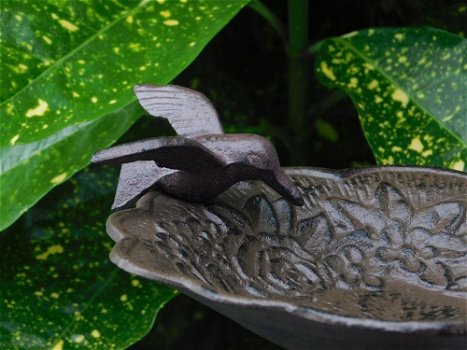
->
[0,0,249,231]
[315,27,466,171]
[0,103,142,232]
[0,165,178,349]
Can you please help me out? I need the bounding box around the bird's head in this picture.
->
[196,134,304,206]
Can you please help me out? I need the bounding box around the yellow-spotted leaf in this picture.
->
[0,103,142,232]
[315,27,466,171]
[0,0,249,231]
[0,166,178,349]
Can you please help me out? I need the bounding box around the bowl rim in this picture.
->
[107,165,467,336]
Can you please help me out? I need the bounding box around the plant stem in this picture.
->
[302,41,323,58]
[309,90,346,117]
[288,0,309,164]
[249,0,287,48]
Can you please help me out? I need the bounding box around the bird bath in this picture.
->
[94,85,466,349]
[106,166,466,350]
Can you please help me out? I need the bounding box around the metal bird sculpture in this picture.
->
[92,85,304,210]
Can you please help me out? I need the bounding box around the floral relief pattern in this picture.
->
[109,168,467,321]
[318,182,467,292]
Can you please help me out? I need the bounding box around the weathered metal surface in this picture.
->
[134,84,223,138]
[106,167,467,350]
[95,85,466,348]
[92,84,303,209]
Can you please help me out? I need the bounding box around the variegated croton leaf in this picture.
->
[0,0,249,231]
[315,27,466,171]
[0,166,178,349]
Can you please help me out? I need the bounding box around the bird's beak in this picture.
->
[265,168,304,206]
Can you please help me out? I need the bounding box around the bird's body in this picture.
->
[92,85,303,209]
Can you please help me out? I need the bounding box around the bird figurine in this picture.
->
[92,84,304,210]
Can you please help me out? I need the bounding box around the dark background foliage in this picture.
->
[127,0,462,348]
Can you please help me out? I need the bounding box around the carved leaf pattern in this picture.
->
[108,168,467,321]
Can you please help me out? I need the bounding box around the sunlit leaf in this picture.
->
[0,0,249,230]
[0,166,178,349]
[315,27,466,171]
[0,102,142,231]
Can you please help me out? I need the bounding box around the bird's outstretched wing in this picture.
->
[134,84,223,138]
[112,161,176,210]
[92,136,225,171]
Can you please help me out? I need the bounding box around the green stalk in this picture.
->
[288,0,309,164]
[249,0,287,47]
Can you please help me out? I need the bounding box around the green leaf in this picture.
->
[0,0,249,231]
[0,165,178,349]
[0,103,142,232]
[315,119,339,142]
[314,27,467,171]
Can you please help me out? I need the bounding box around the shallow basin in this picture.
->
[107,167,467,349]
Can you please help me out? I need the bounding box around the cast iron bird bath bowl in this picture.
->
[96,85,467,349]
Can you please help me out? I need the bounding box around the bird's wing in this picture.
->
[112,161,176,210]
[134,84,224,138]
[92,136,225,171]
